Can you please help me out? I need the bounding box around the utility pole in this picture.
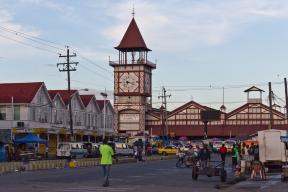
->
[57,47,78,142]
[268,82,273,130]
[284,78,288,119]
[158,87,171,144]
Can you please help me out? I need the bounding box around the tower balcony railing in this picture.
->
[109,59,156,68]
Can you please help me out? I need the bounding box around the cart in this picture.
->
[192,160,227,182]
[280,136,288,182]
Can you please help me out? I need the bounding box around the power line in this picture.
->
[0,25,118,78]
[0,25,66,49]
[80,64,113,82]
[0,33,59,55]
[153,81,284,92]
[74,51,113,75]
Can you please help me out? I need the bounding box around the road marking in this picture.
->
[54,186,136,192]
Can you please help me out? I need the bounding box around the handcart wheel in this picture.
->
[220,169,227,182]
[192,166,199,180]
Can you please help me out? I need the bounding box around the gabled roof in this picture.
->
[0,82,43,103]
[244,86,265,92]
[48,90,77,105]
[80,95,95,107]
[48,91,65,107]
[48,90,58,100]
[115,18,151,51]
[168,100,216,117]
[227,102,285,118]
[96,100,110,110]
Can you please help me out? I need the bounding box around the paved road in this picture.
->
[225,174,285,192]
[0,157,231,192]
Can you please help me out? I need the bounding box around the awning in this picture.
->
[13,133,48,144]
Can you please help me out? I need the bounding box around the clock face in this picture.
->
[119,72,139,92]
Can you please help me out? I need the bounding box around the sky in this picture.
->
[0,0,288,112]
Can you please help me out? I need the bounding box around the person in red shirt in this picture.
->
[219,144,227,165]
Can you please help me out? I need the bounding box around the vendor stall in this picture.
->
[13,133,48,161]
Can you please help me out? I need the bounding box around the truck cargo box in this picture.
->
[258,129,287,163]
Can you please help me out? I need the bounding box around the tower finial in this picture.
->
[132,3,135,17]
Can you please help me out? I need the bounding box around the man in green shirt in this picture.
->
[99,138,114,187]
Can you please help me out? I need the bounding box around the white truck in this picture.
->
[258,129,288,164]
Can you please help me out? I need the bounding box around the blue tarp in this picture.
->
[280,136,288,142]
[13,133,48,144]
[0,144,7,162]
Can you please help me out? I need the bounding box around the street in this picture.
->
[1,156,285,192]
[0,158,229,192]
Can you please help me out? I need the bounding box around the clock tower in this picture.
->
[110,17,156,135]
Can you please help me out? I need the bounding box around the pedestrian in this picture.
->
[218,144,227,165]
[248,143,255,156]
[232,144,239,170]
[137,139,144,162]
[244,144,249,156]
[99,138,114,187]
[199,144,210,168]
[253,145,259,161]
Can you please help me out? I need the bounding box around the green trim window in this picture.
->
[14,105,20,120]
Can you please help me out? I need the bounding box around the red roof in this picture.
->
[115,18,151,51]
[0,82,43,103]
[96,100,109,110]
[80,95,94,107]
[48,90,58,100]
[49,90,77,105]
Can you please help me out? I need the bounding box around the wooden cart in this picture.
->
[192,160,227,182]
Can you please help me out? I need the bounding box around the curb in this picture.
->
[0,155,176,174]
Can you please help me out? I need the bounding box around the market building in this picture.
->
[146,86,288,138]
[0,82,115,156]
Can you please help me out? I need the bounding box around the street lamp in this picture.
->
[100,91,108,140]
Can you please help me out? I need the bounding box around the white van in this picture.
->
[57,142,88,158]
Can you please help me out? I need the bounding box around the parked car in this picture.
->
[158,145,177,156]
[83,142,100,158]
[57,142,88,159]
[107,142,134,157]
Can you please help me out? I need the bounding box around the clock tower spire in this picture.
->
[110,16,156,136]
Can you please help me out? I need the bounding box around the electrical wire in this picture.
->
[0,33,59,55]
[73,50,113,75]
[79,64,113,82]
[0,25,66,49]
[0,25,113,80]
[153,81,284,92]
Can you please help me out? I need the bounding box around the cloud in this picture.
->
[19,0,78,23]
[0,6,42,55]
[101,0,288,52]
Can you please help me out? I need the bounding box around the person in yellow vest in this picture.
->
[100,138,114,187]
